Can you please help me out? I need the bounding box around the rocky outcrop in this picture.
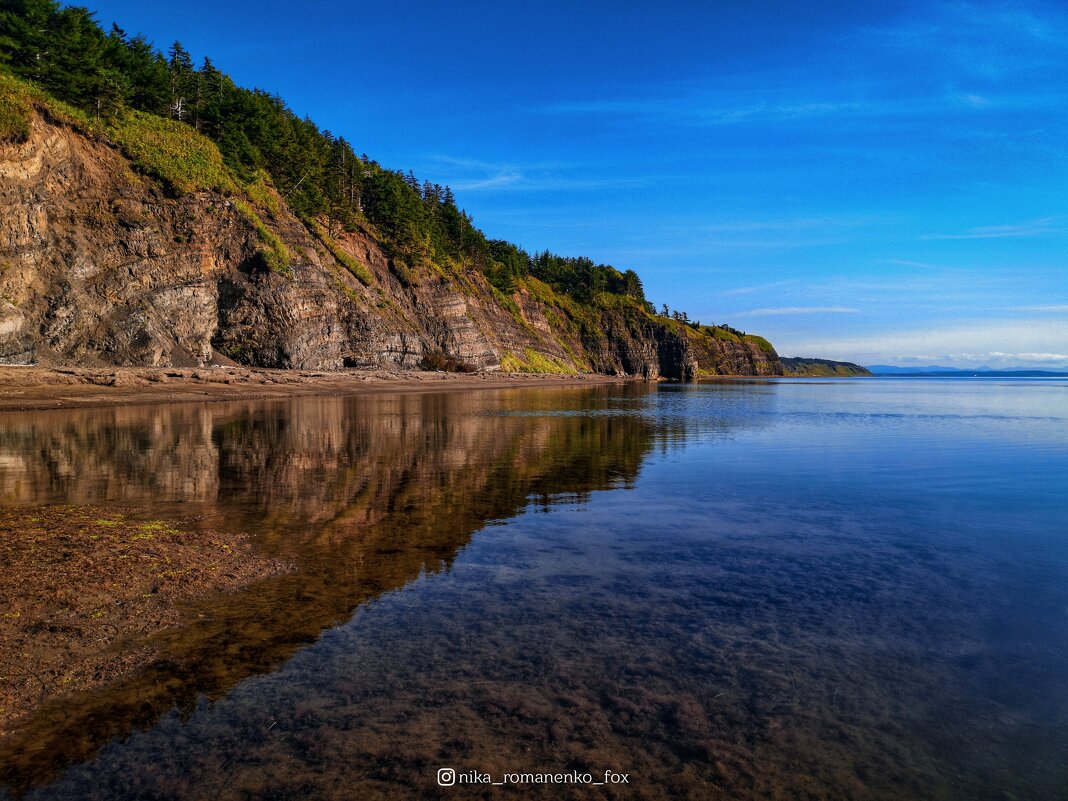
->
[0,108,783,378]
[578,312,780,380]
[779,357,872,377]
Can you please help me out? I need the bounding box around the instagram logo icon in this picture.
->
[437,768,456,787]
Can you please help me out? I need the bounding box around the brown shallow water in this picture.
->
[0,379,1066,800]
[0,504,288,734]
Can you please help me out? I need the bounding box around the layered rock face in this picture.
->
[1,110,783,378]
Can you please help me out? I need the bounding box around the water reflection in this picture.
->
[1,380,1065,801]
[0,386,675,794]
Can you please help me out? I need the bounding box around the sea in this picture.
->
[1,377,1066,800]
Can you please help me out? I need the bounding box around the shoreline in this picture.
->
[0,366,634,413]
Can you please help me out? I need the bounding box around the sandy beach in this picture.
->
[0,366,631,412]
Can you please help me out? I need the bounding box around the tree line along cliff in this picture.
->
[0,0,783,378]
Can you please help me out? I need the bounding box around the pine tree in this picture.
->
[0,0,58,82]
[167,41,194,121]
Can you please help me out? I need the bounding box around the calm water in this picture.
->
[1,378,1066,800]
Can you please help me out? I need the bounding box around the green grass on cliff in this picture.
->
[109,111,238,195]
[0,69,110,147]
[779,357,871,377]
[742,334,775,354]
[485,283,534,333]
[499,348,577,374]
[685,324,775,356]
[707,325,741,342]
[517,275,781,373]
[1,70,237,194]
[234,200,293,274]
[241,169,282,215]
[522,274,648,323]
[306,219,373,286]
[111,117,296,274]
[1,71,299,276]
[0,73,32,143]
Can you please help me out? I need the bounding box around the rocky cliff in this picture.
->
[0,92,782,379]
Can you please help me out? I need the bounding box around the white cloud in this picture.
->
[857,1,1068,79]
[989,351,1068,362]
[886,258,946,270]
[960,93,991,108]
[702,216,876,234]
[416,154,654,194]
[781,319,1068,367]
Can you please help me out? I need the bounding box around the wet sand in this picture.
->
[0,367,629,412]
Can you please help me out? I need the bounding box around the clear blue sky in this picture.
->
[86,0,1067,367]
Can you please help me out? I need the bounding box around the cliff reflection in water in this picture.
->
[4,380,1065,801]
[0,385,666,795]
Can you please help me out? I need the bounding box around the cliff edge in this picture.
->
[0,76,782,379]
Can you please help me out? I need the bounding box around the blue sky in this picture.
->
[87,0,1067,367]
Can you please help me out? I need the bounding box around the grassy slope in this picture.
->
[0,71,294,272]
[780,357,872,377]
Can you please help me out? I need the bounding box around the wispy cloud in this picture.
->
[886,258,944,270]
[416,154,655,193]
[1011,304,1068,313]
[735,306,860,316]
[528,79,1064,133]
[721,279,798,297]
[924,217,1060,240]
[702,216,876,234]
[450,173,523,191]
[533,95,888,126]
[529,92,1004,128]
[959,93,991,108]
[856,1,1068,80]
[527,2,1068,136]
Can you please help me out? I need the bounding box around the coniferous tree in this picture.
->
[167,41,193,120]
[104,27,168,113]
[0,0,57,82]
